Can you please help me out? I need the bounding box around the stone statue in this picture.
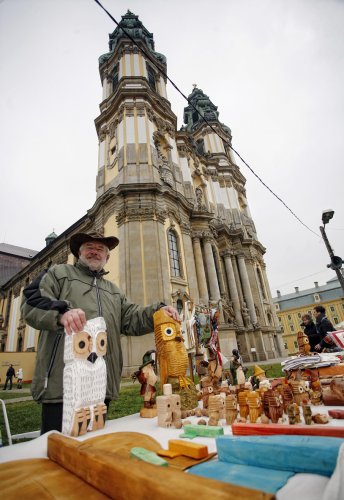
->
[241,302,251,328]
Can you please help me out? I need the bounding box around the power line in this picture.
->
[93,0,320,238]
[273,269,331,289]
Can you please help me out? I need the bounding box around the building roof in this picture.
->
[272,275,344,311]
[0,243,38,259]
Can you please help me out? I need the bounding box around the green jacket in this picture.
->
[21,261,160,403]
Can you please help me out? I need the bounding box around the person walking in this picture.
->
[21,230,179,434]
[4,364,15,390]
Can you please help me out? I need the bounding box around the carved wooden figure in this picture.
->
[266,390,283,424]
[208,394,225,426]
[62,317,107,437]
[238,390,249,419]
[247,391,262,423]
[281,385,294,413]
[156,393,181,428]
[153,309,189,388]
[225,394,238,425]
[297,330,311,356]
[289,380,309,406]
[302,405,312,425]
[132,350,158,418]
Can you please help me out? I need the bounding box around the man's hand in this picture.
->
[161,305,180,322]
[59,308,87,335]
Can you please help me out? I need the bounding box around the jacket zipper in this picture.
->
[94,276,103,316]
[41,330,63,396]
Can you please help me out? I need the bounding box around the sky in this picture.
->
[0,0,343,297]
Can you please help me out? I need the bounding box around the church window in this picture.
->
[112,63,119,91]
[168,229,182,278]
[257,267,267,300]
[147,65,156,91]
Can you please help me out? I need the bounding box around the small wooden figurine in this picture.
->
[208,394,225,426]
[247,390,262,423]
[225,394,238,425]
[297,330,311,356]
[132,350,157,418]
[156,393,182,428]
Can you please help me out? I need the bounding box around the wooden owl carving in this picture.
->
[62,316,107,436]
[153,309,189,388]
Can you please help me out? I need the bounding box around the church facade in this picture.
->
[0,11,286,379]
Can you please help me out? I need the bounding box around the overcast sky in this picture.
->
[1,0,343,297]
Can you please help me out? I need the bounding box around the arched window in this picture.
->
[168,229,182,278]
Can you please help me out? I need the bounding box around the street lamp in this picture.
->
[319,209,344,293]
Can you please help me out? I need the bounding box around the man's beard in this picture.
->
[79,255,106,272]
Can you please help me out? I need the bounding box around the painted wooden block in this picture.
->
[168,440,209,459]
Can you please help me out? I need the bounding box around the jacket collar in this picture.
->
[75,260,109,278]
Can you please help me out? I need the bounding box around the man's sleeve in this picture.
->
[21,266,71,332]
[120,294,161,336]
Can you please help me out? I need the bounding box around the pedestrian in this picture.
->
[313,305,337,352]
[16,367,23,389]
[300,313,321,352]
[4,364,15,390]
[21,231,180,434]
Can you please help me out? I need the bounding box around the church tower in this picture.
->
[93,11,286,364]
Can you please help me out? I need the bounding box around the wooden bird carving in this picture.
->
[153,309,189,388]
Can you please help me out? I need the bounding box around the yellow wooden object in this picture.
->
[153,309,188,387]
[168,439,209,459]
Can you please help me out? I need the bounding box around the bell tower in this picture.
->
[95,10,178,197]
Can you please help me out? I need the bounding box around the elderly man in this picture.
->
[21,231,179,434]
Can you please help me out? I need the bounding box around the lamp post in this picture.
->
[320,209,344,294]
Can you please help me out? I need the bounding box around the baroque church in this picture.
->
[0,11,287,378]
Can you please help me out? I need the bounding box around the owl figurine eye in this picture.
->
[164,327,174,337]
[73,331,91,358]
[96,331,107,357]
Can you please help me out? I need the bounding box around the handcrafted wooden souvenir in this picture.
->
[62,317,107,436]
[281,384,294,413]
[154,309,198,410]
[287,403,301,425]
[156,393,182,428]
[238,390,249,419]
[247,391,262,423]
[208,394,225,426]
[302,405,312,425]
[225,394,238,425]
[321,378,344,406]
[266,390,283,424]
[297,330,311,356]
[132,350,157,418]
[289,380,309,406]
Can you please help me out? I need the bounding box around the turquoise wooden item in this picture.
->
[130,447,168,467]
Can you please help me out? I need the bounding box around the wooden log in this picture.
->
[232,422,344,438]
[48,433,273,500]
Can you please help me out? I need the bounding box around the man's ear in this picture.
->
[106,253,110,262]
